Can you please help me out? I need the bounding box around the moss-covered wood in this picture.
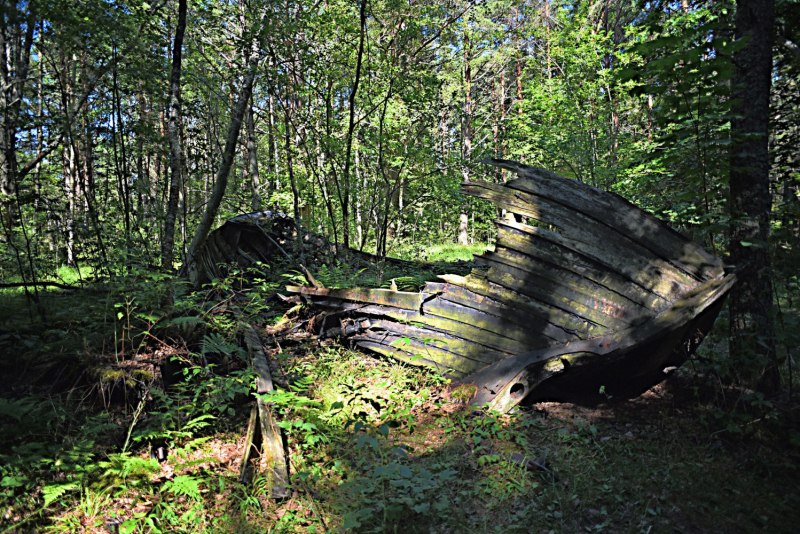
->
[492,220,670,311]
[284,160,735,412]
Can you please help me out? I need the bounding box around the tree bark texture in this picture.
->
[0,7,35,233]
[247,98,261,211]
[162,0,188,270]
[728,0,779,391]
[340,0,367,251]
[459,27,471,246]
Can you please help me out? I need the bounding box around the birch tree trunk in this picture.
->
[162,0,188,270]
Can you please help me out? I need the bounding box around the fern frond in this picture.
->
[43,482,79,507]
[161,475,202,501]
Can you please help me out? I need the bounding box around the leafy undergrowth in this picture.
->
[1,259,799,533]
[3,336,800,533]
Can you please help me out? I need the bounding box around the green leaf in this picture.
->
[1,475,29,488]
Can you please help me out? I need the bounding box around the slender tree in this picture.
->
[728,0,779,391]
[185,17,264,263]
[162,0,188,270]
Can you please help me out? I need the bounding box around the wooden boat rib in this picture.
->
[288,159,735,412]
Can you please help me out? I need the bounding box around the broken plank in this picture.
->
[476,249,654,325]
[480,159,722,280]
[496,218,691,303]
[352,339,472,378]
[462,272,736,412]
[423,282,579,344]
[367,318,512,365]
[243,324,289,499]
[422,297,558,350]
[463,181,701,292]
[239,406,259,484]
[437,274,604,339]
[492,221,669,312]
[302,297,542,358]
[288,286,423,311]
[354,329,490,374]
[476,260,632,330]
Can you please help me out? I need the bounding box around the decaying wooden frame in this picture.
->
[286,159,735,411]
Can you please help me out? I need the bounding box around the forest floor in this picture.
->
[1,267,799,534]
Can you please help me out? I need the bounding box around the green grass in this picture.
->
[391,242,493,263]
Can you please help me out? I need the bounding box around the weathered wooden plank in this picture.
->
[437,274,604,339]
[461,272,736,412]
[288,286,423,311]
[386,306,537,356]
[243,324,289,499]
[301,295,537,357]
[212,230,237,263]
[423,282,578,343]
[301,298,417,320]
[481,159,722,280]
[496,218,691,303]
[463,181,700,295]
[492,221,669,312]
[354,330,491,374]
[368,318,513,363]
[255,397,289,499]
[475,259,633,330]
[352,340,471,378]
[476,248,655,325]
[238,406,259,484]
[422,297,557,350]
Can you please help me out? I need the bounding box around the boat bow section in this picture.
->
[288,159,734,411]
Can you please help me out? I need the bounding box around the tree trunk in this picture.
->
[0,8,34,234]
[247,96,261,211]
[269,92,279,189]
[285,107,304,264]
[459,27,472,246]
[162,0,188,270]
[185,38,262,263]
[340,0,368,251]
[728,0,779,392]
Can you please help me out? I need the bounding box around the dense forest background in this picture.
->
[3,0,800,383]
[2,0,800,531]
[0,0,794,269]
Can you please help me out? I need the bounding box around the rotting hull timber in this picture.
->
[287,159,735,412]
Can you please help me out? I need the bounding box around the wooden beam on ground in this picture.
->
[243,323,290,499]
[238,406,258,484]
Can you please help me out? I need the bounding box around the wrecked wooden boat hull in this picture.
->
[180,211,338,287]
[288,159,735,412]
